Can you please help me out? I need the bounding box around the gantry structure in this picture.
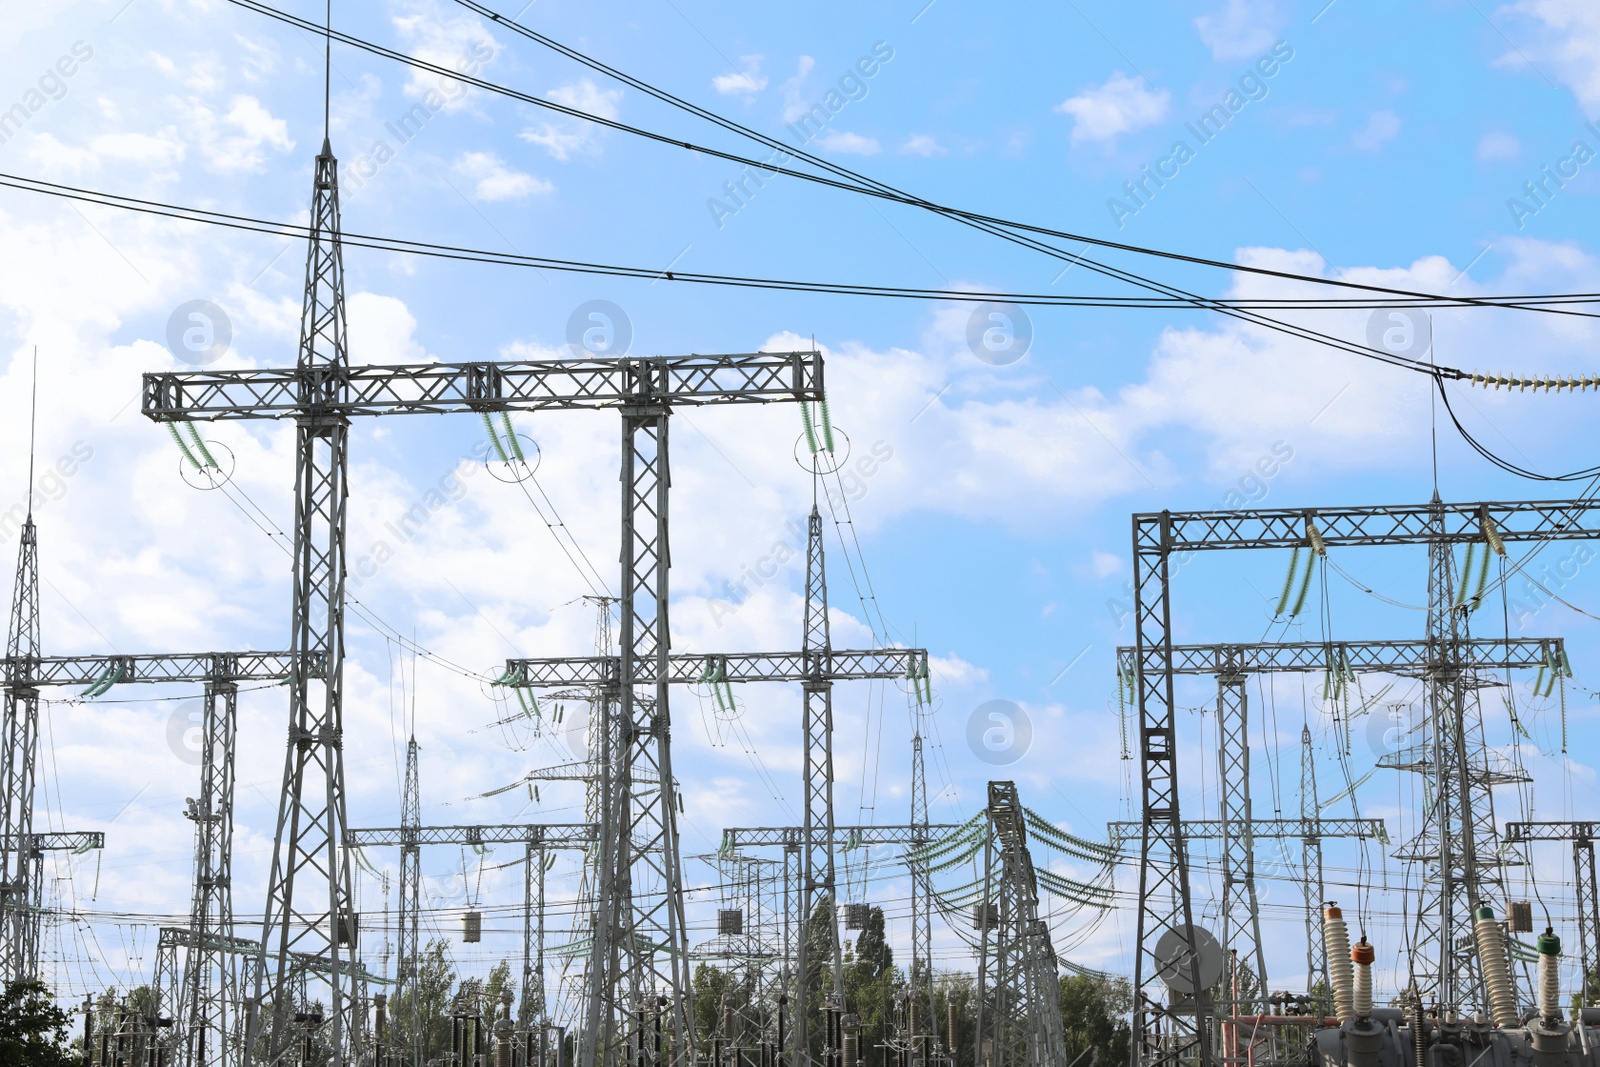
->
[503,507,929,1065]
[1503,821,1600,1000]
[1127,497,1600,1067]
[3,509,320,1066]
[140,136,826,1064]
[1113,634,1558,1007]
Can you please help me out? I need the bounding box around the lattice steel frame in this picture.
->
[974,781,1067,1067]
[1113,634,1560,1013]
[142,145,823,1061]
[795,507,844,1067]
[1300,726,1326,999]
[1504,822,1600,1003]
[0,517,40,983]
[1128,497,1600,1067]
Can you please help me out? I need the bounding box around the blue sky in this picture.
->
[2,0,1599,1021]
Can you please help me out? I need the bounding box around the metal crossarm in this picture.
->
[142,353,823,420]
[0,651,311,687]
[504,648,926,687]
[1504,821,1600,842]
[1145,499,1600,551]
[345,823,597,849]
[1107,818,1385,846]
[28,831,104,852]
[1113,637,1561,677]
[720,824,961,851]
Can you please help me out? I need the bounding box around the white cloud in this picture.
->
[780,56,818,123]
[1194,0,1284,61]
[1496,0,1600,118]
[1477,130,1521,162]
[1351,109,1401,151]
[1054,72,1169,146]
[23,133,99,174]
[815,130,880,156]
[391,6,500,115]
[1090,551,1123,579]
[347,293,429,365]
[520,79,623,161]
[453,151,553,200]
[204,95,293,173]
[712,55,767,97]
[900,133,946,157]
[90,128,186,167]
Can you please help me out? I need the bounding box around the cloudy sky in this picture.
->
[3,0,1599,1024]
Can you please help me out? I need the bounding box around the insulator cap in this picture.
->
[1324,904,1343,919]
[1474,904,1496,922]
[1537,930,1562,956]
[1352,940,1375,964]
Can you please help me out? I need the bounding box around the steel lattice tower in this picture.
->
[1215,669,1267,1009]
[1299,725,1327,998]
[397,735,422,1060]
[249,137,360,1061]
[506,595,927,1064]
[582,387,694,1066]
[974,781,1067,1067]
[794,506,844,1065]
[178,671,243,1066]
[1391,496,1518,1008]
[0,515,41,982]
[909,732,936,1057]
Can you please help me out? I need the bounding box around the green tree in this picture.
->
[388,938,458,1062]
[1058,973,1132,1067]
[934,972,979,1067]
[842,908,901,1065]
[693,962,759,1052]
[0,979,77,1066]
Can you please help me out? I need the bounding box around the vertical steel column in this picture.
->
[524,841,546,1028]
[1409,497,1497,1009]
[796,507,843,1066]
[0,515,39,982]
[179,670,240,1066]
[1131,512,1208,1067]
[397,736,422,1061]
[1577,838,1599,1006]
[910,734,936,1053]
[1299,726,1327,998]
[584,385,694,1065]
[1215,670,1266,1009]
[251,138,358,1065]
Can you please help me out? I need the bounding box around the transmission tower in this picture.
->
[973,781,1067,1067]
[4,517,287,1033]
[0,513,41,982]
[908,731,937,1061]
[397,736,422,1060]
[795,505,844,1065]
[1300,725,1325,997]
[1390,497,1525,1008]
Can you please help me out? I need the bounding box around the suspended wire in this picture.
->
[12,168,1575,323]
[238,0,1600,323]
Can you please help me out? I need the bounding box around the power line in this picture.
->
[239,0,1600,320]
